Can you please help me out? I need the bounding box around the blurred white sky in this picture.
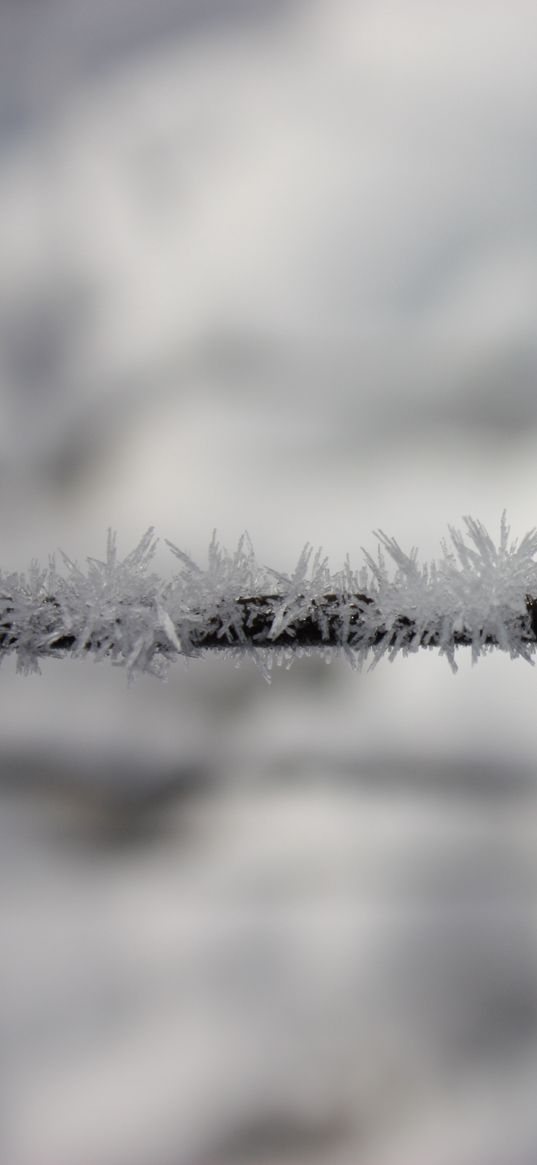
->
[1,0,537,567]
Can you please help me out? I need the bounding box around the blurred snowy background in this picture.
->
[2,1,537,1162]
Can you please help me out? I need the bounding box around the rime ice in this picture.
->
[1,515,537,677]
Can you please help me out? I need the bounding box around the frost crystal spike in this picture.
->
[2,517,537,677]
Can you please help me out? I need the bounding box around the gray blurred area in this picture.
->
[2,1,537,1162]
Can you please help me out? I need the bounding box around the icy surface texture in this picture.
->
[1,515,537,677]
[362,515,537,671]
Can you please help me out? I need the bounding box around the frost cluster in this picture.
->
[1,516,537,678]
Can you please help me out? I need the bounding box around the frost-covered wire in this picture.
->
[2,516,537,678]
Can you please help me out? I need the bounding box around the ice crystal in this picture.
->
[1,515,537,677]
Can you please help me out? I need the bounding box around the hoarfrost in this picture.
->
[1,515,537,677]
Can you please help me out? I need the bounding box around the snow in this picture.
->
[2,515,537,678]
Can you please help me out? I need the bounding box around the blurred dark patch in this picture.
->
[201,1108,351,1164]
[383,343,537,440]
[263,749,537,800]
[458,344,537,434]
[0,745,214,850]
[379,914,537,1069]
[0,0,296,143]
[0,277,93,396]
[405,843,536,903]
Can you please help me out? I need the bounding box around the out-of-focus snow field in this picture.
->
[2,2,537,1162]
